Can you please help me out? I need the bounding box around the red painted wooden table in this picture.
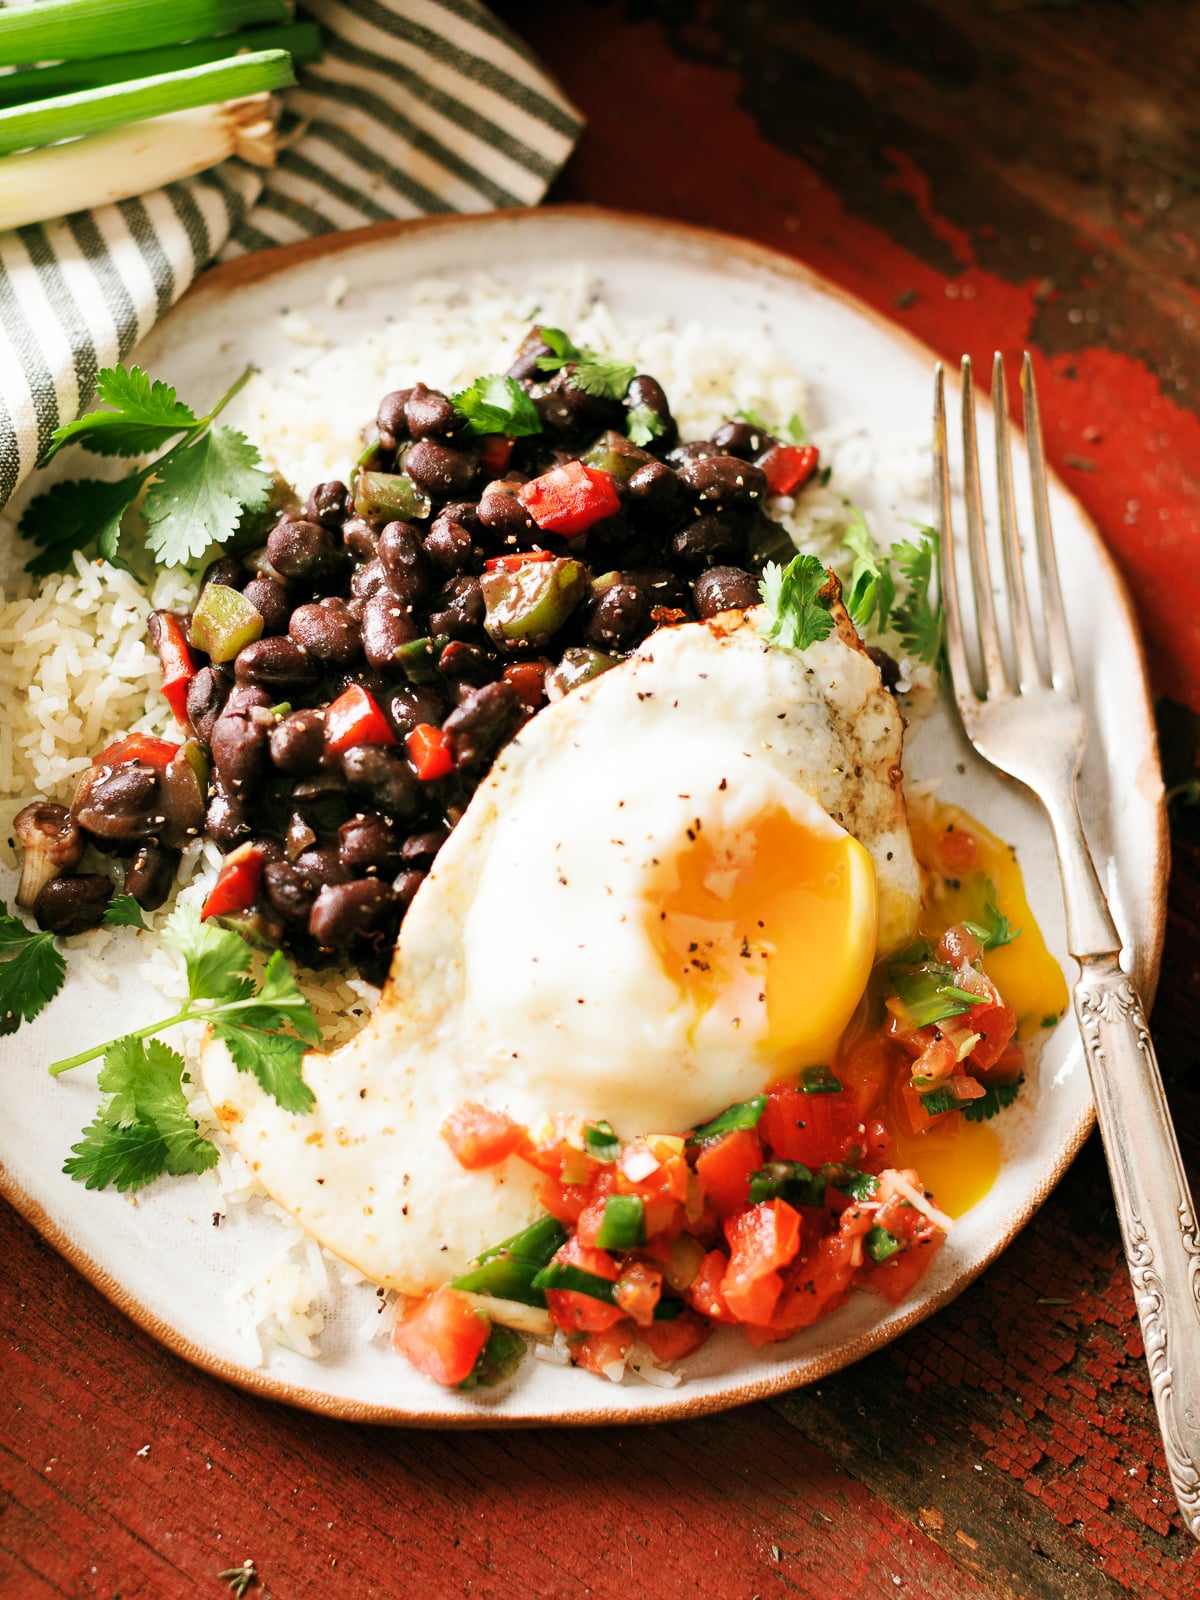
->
[4,5,1200,1597]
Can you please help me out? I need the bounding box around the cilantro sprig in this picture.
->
[963,878,1020,951]
[758,552,835,652]
[49,907,320,1118]
[451,373,542,438]
[838,514,941,667]
[534,325,636,400]
[21,363,271,575]
[842,510,896,637]
[891,526,943,665]
[0,900,66,1034]
[963,1077,1023,1123]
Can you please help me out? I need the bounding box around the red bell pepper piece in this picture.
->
[324,683,396,756]
[478,434,515,476]
[483,550,555,573]
[759,443,819,497]
[406,722,453,781]
[517,459,621,537]
[93,733,181,771]
[201,842,265,922]
[148,612,196,728]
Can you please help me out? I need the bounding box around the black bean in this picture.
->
[626,459,687,531]
[211,709,269,790]
[234,636,321,690]
[293,843,351,890]
[33,873,112,936]
[626,567,690,611]
[536,368,624,438]
[362,591,420,669]
[241,576,291,636]
[438,639,494,687]
[205,775,252,848]
[224,684,273,715]
[350,557,390,605]
[338,813,399,874]
[400,825,448,863]
[200,555,246,593]
[378,520,434,605]
[442,681,521,768]
[476,482,536,543]
[340,745,420,818]
[291,774,352,833]
[667,440,723,465]
[289,598,361,666]
[424,509,477,574]
[309,879,395,947]
[376,388,413,445]
[427,575,484,642]
[392,867,426,909]
[670,513,747,572]
[585,513,654,571]
[124,842,180,911]
[72,763,159,841]
[692,565,761,618]
[263,859,318,924]
[677,453,768,512]
[585,581,649,649]
[341,516,380,561]
[304,480,351,530]
[266,517,346,580]
[186,665,230,745]
[711,419,772,459]
[626,374,677,450]
[386,684,447,738]
[404,383,463,442]
[269,708,327,776]
[506,327,555,381]
[403,439,477,501]
[867,645,902,693]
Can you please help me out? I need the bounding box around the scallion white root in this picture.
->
[0,97,282,230]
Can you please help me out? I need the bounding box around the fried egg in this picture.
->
[201,604,920,1295]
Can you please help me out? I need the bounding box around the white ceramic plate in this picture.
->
[0,208,1166,1426]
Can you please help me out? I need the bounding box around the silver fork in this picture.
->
[934,353,1200,1540]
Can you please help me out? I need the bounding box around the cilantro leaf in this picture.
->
[758,552,836,652]
[533,326,584,373]
[735,406,768,430]
[163,906,252,1005]
[626,404,665,447]
[891,527,942,665]
[212,1019,314,1115]
[103,894,148,931]
[784,411,809,445]
[20,474,142,576]
[231,948,322,1048]
[64,1036,217,1192]
[452,374,542,438]
[571,355,635,401]
[842,510,895,634]
[47,365,197,460]
[963,1077,1024,1123]
[0,902,65,1034]
[963,878,1020,951]
[143,426,271,567]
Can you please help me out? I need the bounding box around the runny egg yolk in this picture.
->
[647,799,878,1071]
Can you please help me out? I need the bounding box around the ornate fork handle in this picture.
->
[1074,953,1200,1534]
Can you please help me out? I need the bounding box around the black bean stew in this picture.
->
[50,329,828,979]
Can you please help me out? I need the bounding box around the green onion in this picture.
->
[531,1262,618,1305]
[595,1195,645,1252]
[190,583,264,662]
[749,1160,825,1208]
[0,51,295,160]
[0,24,321,110]
[353,469,431,523]
[457,1324,525,1391]
[889,957,988,1028]
[474,1215,567,1269]
[583,1120,620,1163]
[865,1225,902,1264]
[0,0,291,67]
[687,1095,767,1145]
[801,1065,843,1094]
[449,1215,567,1308]
[823,1164,880,1202]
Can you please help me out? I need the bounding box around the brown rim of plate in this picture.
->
[0,205,1169,1429]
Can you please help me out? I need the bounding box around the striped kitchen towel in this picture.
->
[0,0,581,510]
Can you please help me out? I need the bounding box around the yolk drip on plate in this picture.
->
[885,799,1070,1218]
[648,799,878,1071]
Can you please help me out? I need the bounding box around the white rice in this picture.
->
[0,270,932,1372]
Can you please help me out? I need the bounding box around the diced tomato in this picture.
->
[760,1081,863,1168]
[745,1205,871,1343]
[614,1260,663,1327]
[406,722,453,781]
[518,459,621,537]
[861,1233,943,1304]
[539,1177,593,1226]
[200,842,264,922]
[440,1103,524,1170]
[759,442,819,497]
[958,998,1018,1077]
[573,1320,635,1377]
[543,1236,625,1334]
[638,1310,711,1364]
[390,1286,490,1387]
[687,1249,737,1324]
[325,683,396,756]
[484,550,555,572]
[150,613,195,727]
[936,822,978,875]
[93,732,181,771]
[909,1033,959,1089]
[721,1199,802,1325]
[694,1128,762,1218]
[501,659,550,711]
[478,434,515,476]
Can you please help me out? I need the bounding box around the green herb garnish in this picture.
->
[451,373,542,439]
[758,552,835,652]
[962,877,1020,951]
[626,404,665,447]
[962,1077,1024,1123]
[890,527,942,665]
[888,954,989,1028]
[103,893,148,930]
[534,326,635,400]
[0,899,65,1034]
[842,509,895,634]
